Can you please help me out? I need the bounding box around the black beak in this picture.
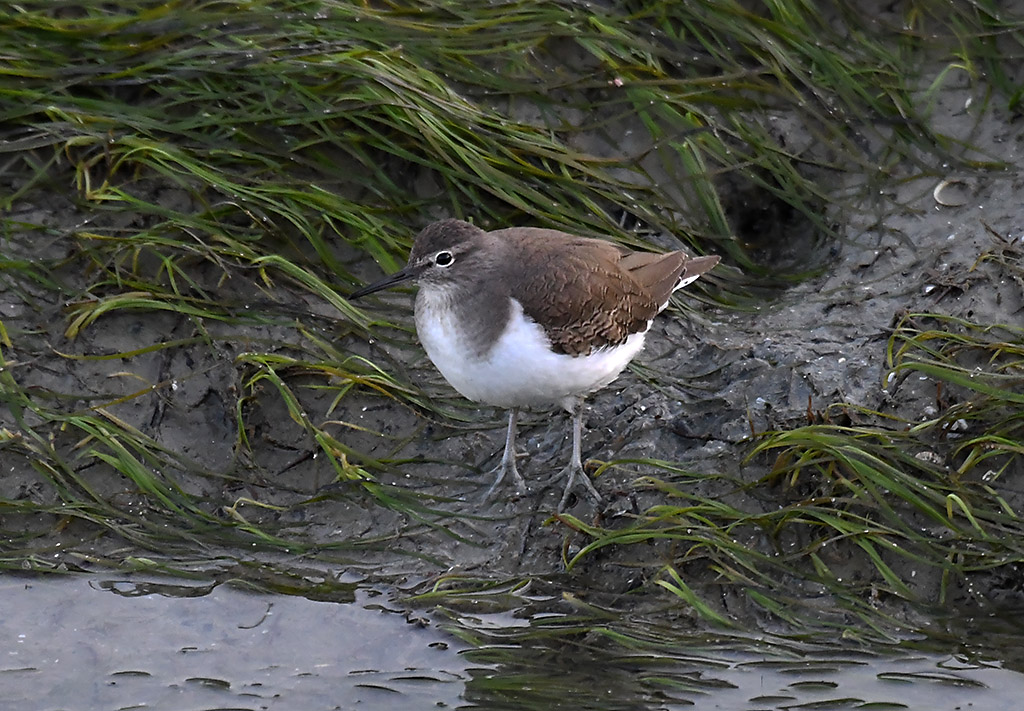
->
[347,266,417,300]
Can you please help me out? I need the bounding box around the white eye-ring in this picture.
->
[434,250,454,267]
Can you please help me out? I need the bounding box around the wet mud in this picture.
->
[1,62,1022,624]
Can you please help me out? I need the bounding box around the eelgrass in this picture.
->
[560,311,1024,627]
[1,0,1023,623]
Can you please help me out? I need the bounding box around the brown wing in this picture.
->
[492,228,676,356]
[622,252,720,308]
[619,250,687,309]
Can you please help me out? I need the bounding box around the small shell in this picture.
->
[932,178,970,207]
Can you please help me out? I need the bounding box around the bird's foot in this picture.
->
[556,460,603,512]
[480,456,527,503]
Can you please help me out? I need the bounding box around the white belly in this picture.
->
[415,294,648,410]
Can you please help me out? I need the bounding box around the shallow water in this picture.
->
[2,575,466,709]
[4,574,1024,710]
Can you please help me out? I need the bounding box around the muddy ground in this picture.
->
[2,64,1022,619]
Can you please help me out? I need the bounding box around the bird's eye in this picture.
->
[434,251,454,267]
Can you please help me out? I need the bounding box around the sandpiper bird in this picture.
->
[348,219,719,510]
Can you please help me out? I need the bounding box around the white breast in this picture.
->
[415,289,648,411]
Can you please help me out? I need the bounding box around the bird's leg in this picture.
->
[557,397,603,511]
[482,408,526,500]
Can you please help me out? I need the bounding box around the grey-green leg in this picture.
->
[483,407,526,499]
[557,398,602,511]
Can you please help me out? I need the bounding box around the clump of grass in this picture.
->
[887,312,1024,485]
[4,1,1011,292]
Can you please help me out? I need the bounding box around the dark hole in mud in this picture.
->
[723,172,835,278]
